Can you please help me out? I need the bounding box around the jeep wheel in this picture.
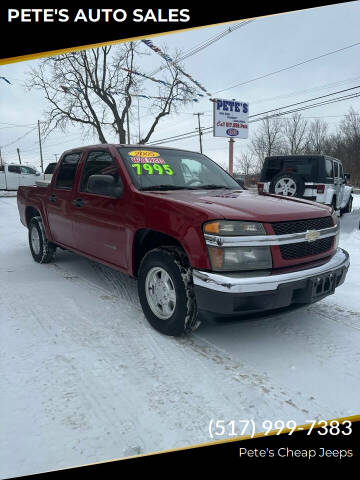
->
[138,247,200,336]
[29,216,56,263]
[270,173,305,197]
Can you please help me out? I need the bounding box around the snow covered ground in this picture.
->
[1,194,360,478]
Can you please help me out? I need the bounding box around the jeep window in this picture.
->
[55,153,81,189]
[333,162,339,178]
[283,159,314,177]
[325,158,333,178]
[338,163,344,180]
[80,151,122,194]
[118,147,240,190]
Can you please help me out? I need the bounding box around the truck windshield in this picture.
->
[117,147,240,191]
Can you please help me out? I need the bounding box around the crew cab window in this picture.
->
[80,151,121,194]
[56,153,81,189]
[21,166,37,175]
[8,165,21,174]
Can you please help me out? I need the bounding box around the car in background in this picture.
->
[0,164,40,190]
[44,162,58,181]
[258,154,353,215]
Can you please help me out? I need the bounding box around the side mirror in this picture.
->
[36,172,41,176]
[87,175,123,198]
[344,173,350,180]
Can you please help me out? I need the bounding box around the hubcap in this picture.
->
[30,226,40,255]
[274,177,297,196]
[145,267,176,320]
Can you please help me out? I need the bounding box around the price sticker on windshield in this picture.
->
[132,163,173,175]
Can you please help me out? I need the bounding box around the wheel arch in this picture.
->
[25,206,42,227]
[132,228,188,278]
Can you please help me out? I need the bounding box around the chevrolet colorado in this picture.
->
[17,144,349,335]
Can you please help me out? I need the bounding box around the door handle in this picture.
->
[49,194,57,203]
[72,198,86,207]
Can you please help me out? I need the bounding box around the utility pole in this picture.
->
[53,154,59,162]
[228,138,234,176]
[193,113,204,154]
[38,120,44,173]
[17,148,22,165]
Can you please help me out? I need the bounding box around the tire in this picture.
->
[137,247,200,336]
[28,216,56,263]
[340,195,353,216]
[269,173,305,197]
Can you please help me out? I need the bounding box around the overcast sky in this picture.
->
[1,1,360,170]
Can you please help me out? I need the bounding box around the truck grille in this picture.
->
[272,217,334,260]
[271,216,333,235]
[280,237,333,260]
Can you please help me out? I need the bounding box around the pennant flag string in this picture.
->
[60,85,199,103]
[121,68,202,97]
[141,39,212,96]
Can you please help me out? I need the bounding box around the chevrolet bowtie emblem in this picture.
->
[305,230,320,242]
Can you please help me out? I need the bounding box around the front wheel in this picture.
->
[138,247,200,336]
[28,216,56,263]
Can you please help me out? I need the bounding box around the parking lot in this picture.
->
[1,193,360,478]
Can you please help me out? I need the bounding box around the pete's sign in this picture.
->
[213,98,249,139]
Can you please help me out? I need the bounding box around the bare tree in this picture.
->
[305,118,328,154]
[250,116,284,168]
[235,151,257,175]
[26,42,196,144]
[282,113,308,154]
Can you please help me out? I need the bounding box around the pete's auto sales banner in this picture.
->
[0,3,337,62]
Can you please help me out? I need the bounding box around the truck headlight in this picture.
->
[203,221,272,271]
[208,246,272,271]
[204,220,266,236]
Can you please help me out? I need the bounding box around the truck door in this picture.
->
[46,152,81,248]
[6,165,21,190]
[71,150,128,269]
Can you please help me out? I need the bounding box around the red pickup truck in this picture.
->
[17,144,349,335]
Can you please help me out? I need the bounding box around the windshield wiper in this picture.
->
[139,185,191,191]
[192,184,234,190]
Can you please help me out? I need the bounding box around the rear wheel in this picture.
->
[138,247,200,336]
[270,173,305,197]
[28,216,56,263]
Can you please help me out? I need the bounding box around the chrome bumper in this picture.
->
[193,248,349,294]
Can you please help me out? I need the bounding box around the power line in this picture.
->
[214,41,360,94]
[249,85,360,119]
[148,88,360,145]
[148,20,254,77]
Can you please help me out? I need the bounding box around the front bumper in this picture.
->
[193,248,349,315]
